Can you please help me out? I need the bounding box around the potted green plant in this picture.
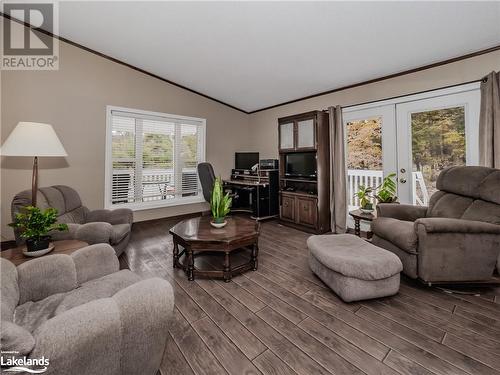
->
[9,206,68,253]
[375,173,398,203]
[355,185,374,213]
[210,177,232,228]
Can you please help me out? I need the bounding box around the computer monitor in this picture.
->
[235,152,259,170]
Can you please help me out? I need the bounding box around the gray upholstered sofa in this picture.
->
[12,185,133,256]
[372,166,500,284]
[0,244,174,375]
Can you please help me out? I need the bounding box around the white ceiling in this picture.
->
[46,2,500,111]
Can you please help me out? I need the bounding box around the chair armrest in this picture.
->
[30,298,122,375]
[415,218,500,234]
[48,223,79,241]
[376,203,427,222]
[30,278,173,375]
[74,222,113,244]
[71,244,119,284]
[17,255,77,305]
[86,208,133,225]
[111,278,174,374]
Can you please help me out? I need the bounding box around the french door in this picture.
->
[343,84,480,210]
[343,106,396,210]
[396,90,480,204]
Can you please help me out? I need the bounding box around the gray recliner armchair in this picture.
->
[0,244,174,375]
[11,185,133,256]
[372,166,500,284]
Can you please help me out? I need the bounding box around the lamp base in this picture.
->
[31,156,38,207]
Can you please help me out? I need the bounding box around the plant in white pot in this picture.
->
[355,185,374,213]
[9,206,68,254]
[210,177,232,228]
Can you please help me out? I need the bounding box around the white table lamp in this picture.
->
[1,122,67,206]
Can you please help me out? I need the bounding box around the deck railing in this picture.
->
[114,168,429,207]
[112,168,198,204]
[347,169,429,209]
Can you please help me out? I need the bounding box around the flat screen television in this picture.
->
[235,152,259,170]
[285,152,317,179]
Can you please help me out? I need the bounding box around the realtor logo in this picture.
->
[1,351,50,373]
[1,1,59,70]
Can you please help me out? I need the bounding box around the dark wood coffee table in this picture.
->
[169,216,260,282]
[1,240,89,266]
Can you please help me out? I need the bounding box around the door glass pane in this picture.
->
[411,107,465,205]
[346,117,383,209]
[297,119,314,148]
[280,123,294,149]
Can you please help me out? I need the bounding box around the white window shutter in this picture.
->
[109,108,205,208]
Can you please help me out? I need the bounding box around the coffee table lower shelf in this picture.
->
[173,246,258,282]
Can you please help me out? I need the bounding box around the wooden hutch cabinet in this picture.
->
[278,110,330,234]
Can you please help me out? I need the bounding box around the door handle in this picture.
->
[400,178,407,184]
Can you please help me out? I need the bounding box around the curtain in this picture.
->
[479,71,500,168]
[328,106,347,233]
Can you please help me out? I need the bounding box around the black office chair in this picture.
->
[197,162,251,214]
[197,162,216,203]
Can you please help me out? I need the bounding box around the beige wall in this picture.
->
[1,39,249,241]
[248,50,500,158]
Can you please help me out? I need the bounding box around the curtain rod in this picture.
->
[336,77,487,111]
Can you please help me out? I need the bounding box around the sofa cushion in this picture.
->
[462,200,500,225]
[14,293,66,334]
[110,224,131,244]
[0,320,35,356]
[55,270,140,315]
[53,185,83,212]
[1,259,19,322]
[371,217,418,252]
[14,270,140,333]
[477,170,500,205]
[17,254,78,305]
[307,234,402,280]
[436,166,494,199]
[58,206,87,225]
[426,191,474,219]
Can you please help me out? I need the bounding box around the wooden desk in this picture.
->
[1,240,89,266]
[223,171,279,220]
[223,179,268,187]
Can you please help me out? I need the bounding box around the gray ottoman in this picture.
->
[308,234,403,302]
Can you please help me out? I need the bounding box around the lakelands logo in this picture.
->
[1,1,59,70]
[1,351,49,373]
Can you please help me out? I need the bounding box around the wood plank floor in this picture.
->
[121,216,500,375]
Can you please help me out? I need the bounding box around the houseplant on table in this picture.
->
[355,185,374,213]
[210,177,232,228]
[374,173,398,204]
[9,206,68,255]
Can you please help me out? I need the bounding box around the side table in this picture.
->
[349,209,376,238]
[1,240,89,266]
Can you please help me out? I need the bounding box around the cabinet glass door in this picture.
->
[279,122,294,150]
[297,119,315,149]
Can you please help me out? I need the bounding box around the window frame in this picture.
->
[104,105,206,211]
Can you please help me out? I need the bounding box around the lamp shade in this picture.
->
[1,122,67,157]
